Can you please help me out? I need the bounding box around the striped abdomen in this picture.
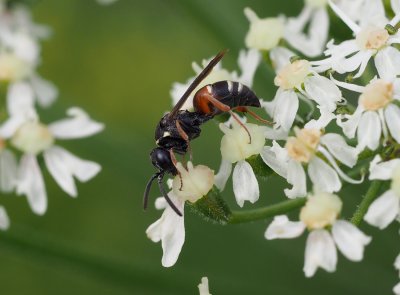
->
[193,80,261,116]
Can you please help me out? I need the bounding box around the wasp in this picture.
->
[144,50,270,216]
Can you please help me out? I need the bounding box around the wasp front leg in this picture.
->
[169,149,184,191]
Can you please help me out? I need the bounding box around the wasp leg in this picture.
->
[143,172,161,210]
[176,120,192,162]
[229,110,252,144]
[235,107,274,126]
[157,174,183,216]
[169,149,184,191]
[202,93,231,112]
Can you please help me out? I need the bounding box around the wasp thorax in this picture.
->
[391,165,400,196]
[360,79,393,111]
[244,8,284,51]
[219,121,266,163]
[274,59,310,90]
[356,27,389,50]
[172,162,214,203]
[0,53,30,82]
[286,128,321,163]
[300,192,342,230]
[305,0,327,8]
[12,121,54,154]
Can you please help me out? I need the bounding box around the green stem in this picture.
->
[228,198,306,224]
[350,180,383,226]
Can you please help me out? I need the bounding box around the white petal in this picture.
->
[337,105,363,139]
[394,282,400,295]
[273,89,299,131]
[198,277,211,295]
[44,146,101,197]
[7,81,34,115]
[237,49,261,87]
[330,74,365,93]
[269,47,295,72]
[49,107,104,139]
[0,206,10,230]
[304,107,336,130]
[284,160,307,198]
[16,154,47,215]
[214,159,232,191]
[332,220,371,261]
[265,215,306,239]
[232,160,259,207]
[308,156,341,193]
[364,189,400,229]
[392,0,400,14]
[369,155,400,180]
[385,104,400,144]
[264,126,289,140]
[357,111,381,151]
[146,196,185,268]
[328,0,360,33]
[304,229,337,277]
[260,145,288,178]
[30,75,58,107]
[375,47,400,80]
[0,149,17,193]
[320,133,358,167]
[304,75,341,112]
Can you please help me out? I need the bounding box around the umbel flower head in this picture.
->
[262,127,361,198]
[146,162,214,267]
[215,119,266,207]
[266,191,371,277]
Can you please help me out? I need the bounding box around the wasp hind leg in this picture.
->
[235,107,274,126]
[229,110,252,144]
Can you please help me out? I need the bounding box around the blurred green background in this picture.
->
[0,0,398,294]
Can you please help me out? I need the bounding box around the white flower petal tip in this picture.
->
[214,160,232,192]
[265,215,306,240]
[44,146,101,197]
[172,162,214,203]
[364,190,400,229]
[369,155,400,180]
[16,155,47,215]
[49,107,104,140]
[146,196,185,268]
[198,277,212,295]
[304,229,337,277]
[332,220,371,261]
[233,160,259,207]
[0,207,10,230]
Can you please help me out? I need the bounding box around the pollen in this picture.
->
[356,27,389,50]
[359,79,393,111]
[286,128,321,163]
[274,59,310,90]
[300,192,342,230]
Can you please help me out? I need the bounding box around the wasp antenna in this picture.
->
[157,174,183,217]
[143,173,160,210]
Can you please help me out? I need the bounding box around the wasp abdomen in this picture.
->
[193,80,260,115]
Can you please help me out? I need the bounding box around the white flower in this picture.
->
[364,156,400,229]
[216,120,265,207]
[261,128,361,198]
[1,99,104,215]
[0,206,10,230]
[395,253,400,295]
[265,192,371,277]
[312,0,400,79]
[262,48,343,132]
[244,7,284,51]
[170,49,261,111]
[284,0,329,57]
[146,162,214,267]
[198,277,212,295]
[96,0,118,5]
[334,77,400,151]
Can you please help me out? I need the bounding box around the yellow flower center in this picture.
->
[274,60,310,90]
[0,53,31,82]
[356,27,389,50]
[286,128,321,163]
[391,165,400,196]
[12,121,54,155]
[359,79,393,111]
[300,192,342,230]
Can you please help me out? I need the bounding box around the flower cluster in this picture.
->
[145,0,400,293]
[0,1,103,226]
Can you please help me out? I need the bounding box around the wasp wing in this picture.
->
[168,49,227,119]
